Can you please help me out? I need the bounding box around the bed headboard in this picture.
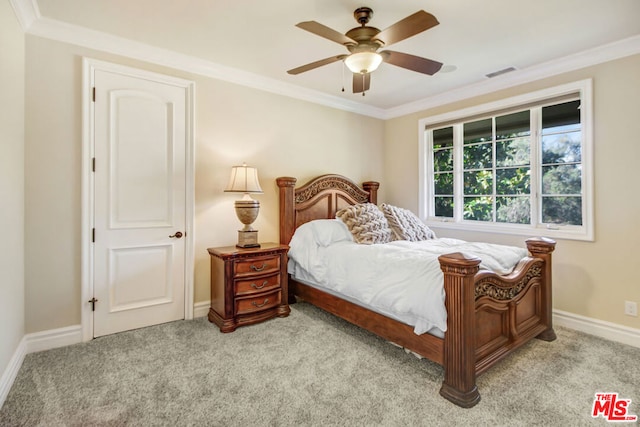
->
[277,174,379,245]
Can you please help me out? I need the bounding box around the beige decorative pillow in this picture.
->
[336,203,392,244]
[381,203,436,241]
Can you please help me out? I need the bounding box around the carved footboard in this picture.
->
[438,237,556,407]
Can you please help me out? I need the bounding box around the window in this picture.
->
[419,80,593,241]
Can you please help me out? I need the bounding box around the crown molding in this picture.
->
[14,1,387,119]
[8,0,39,31]
[10,0,640,120]
[383,34,640,119]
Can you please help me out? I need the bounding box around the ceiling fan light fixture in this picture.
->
[344,52,383,74]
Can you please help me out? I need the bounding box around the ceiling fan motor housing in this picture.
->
[347,7,383,53]
[345,26,383,53]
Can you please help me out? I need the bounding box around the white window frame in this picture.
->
[418,79,594,241]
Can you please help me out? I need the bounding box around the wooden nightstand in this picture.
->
[207,243,290,332]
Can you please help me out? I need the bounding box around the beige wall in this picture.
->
[384,54,640,329]
[0,2,26,376]
[24,35,384,332]
[19,30,640,335]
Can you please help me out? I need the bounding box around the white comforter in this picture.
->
[287,220,528,336]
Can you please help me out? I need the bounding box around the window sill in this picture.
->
[426,219,594,242]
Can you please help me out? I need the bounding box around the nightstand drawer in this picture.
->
[234,254,280,276]
[236,290,281,315]
[235,273,280,296]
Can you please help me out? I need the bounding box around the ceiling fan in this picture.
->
[287,7,443,95]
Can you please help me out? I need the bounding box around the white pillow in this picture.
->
[287,219,353,249]
[308,219,354,246]
[288,220,353,283]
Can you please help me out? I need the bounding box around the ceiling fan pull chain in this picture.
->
[341,60,345,92]
[362,74,366,96]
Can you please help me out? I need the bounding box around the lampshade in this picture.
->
[344,52,383,74]
[224,163,263,194]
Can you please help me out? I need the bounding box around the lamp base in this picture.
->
[236,230,260,248]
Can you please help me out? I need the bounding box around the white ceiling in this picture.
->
[16,0,640,116]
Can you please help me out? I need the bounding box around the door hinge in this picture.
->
[92,157,95,172]
[88,297,98,311]
[92,87,96,102]
[92,228,95,243]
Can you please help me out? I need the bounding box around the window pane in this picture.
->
[496,167,530,194]
[435,197,453,217]
[433,148,453,172]
[541,99,583,227]
[434,172,453,195]
[542,164,581,194]
[497,197,530,224]
[464,118,492,144]
[542,196,582,225]
[542,100,580,134]
[497,137,530,167]
[496,110,530,140]
[464,170,493,195]
[463,196,493,221]
[433,127,453,149]
[542,131,581,164]
[463,143,492,169]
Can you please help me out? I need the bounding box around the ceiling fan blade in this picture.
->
[352,73,371,93]
[374,11,439,46]
[296,21,357,46]
[382,50,443,75]
[287,55,347,75]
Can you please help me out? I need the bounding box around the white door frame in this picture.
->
[81,58,196,342]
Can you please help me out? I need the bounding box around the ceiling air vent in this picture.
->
[485,67,517,78]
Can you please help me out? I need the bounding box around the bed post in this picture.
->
[438,252,482,408]
[362,181,379,204]
[526,237,557,342]
[277,177,297,245]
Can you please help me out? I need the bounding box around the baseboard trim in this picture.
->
[553,309,640,348]
[24,325,83,354]
[193,301,210,318]
[0,337,27,409]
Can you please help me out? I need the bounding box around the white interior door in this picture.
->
[91,66,190,337]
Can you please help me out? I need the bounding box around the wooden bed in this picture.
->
[277,174,556,408]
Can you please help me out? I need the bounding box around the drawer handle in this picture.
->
[250,263,267,272]
[251,280,268,290]
[252,298,269,308]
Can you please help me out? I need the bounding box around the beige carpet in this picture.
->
[1,302,639,426]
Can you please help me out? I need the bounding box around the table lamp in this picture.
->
[224,163,263,248]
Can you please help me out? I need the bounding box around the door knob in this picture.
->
[169,231,183,239]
